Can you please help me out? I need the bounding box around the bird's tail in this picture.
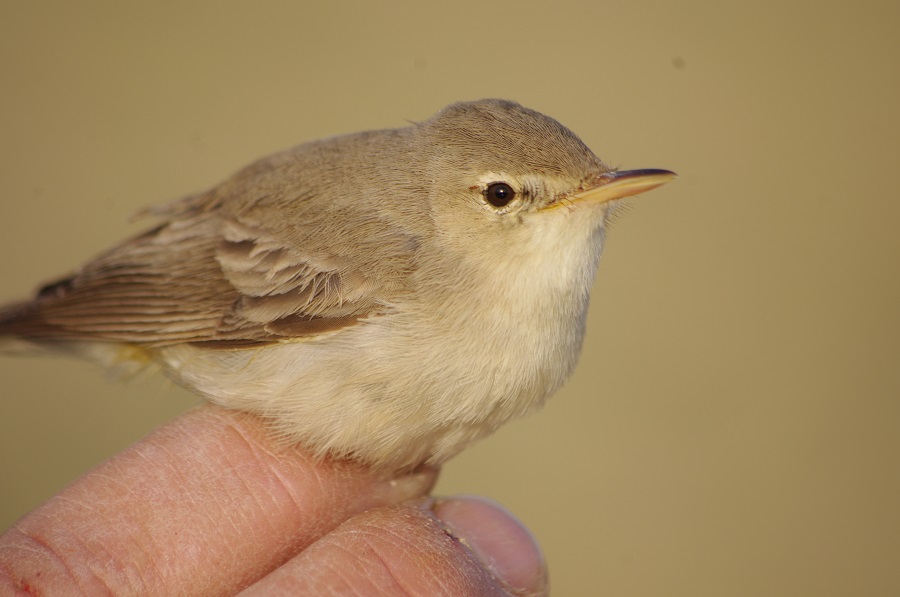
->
[0,299,47,355]
[0,296,154,379]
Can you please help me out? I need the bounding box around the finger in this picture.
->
[241,496,548,597]
[0,404,436,596]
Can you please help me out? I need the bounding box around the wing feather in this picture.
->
[1,191,414,347]
[1,140,420,348]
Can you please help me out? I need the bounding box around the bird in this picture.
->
[0,99,674,473]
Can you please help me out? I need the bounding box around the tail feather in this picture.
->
[0,273,109,343]
[1,297,155,378]
[0,293,77,355]
[0,301,65,343]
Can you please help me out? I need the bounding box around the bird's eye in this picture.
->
[484,182,515,207]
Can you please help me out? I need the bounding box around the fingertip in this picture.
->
[432,495,548,597]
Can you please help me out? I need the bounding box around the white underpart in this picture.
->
[157,202,610,471]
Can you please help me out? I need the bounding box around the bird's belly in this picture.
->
[153,302,586,472]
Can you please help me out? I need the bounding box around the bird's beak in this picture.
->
[544,169,676,210]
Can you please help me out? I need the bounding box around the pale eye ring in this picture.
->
[484,182,515,207]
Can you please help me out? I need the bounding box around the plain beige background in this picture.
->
[1,2,898,595]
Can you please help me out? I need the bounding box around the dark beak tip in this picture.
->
[612,168,677,180]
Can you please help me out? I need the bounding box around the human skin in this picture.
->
[0,404,547,596]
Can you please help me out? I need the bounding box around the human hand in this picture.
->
[0,404,547,596]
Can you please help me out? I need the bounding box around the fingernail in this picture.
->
[433,495,548,596]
